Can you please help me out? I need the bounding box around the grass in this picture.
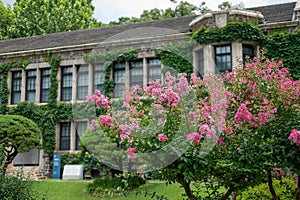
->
[33,179,187,200]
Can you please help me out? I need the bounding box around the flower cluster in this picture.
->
[288,129,300,146]
[86,90,110,109]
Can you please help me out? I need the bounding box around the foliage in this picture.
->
[239,178,297,200]
[0,59,30,114]
[87,174,145,197]
[8,0,99,38]
[0,171,41,200]
[85,71,227,200]
[61,150,102,172]
[262,30,300,80]
[0,114,41,174]
[218,55,300,199]
[192,22,264,44]
[218,1,244,10]
[156,42,194,80]
[108,1,209,25]
[0,2,14,40]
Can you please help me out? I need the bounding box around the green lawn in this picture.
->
[33,179,187,200]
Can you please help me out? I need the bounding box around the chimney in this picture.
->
[295,0,300,11]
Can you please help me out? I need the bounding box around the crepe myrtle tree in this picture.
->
[85,71,227,200]
[0,115,40,175]
[217,54,300,200]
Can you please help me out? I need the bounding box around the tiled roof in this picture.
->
[0,15,196,55]
[249,2,296,23]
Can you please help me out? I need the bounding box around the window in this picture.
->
[130,60,143,87]
[93,64,105,93]
[40,68,51,103]
[215,45,232,73]
[113,62,125,98]
[77,65,88,100]
[242,44,255,62]
[60,122,71,150]
[11,71,22,104]
[25,70,36,103]
[61,66,73,101]
[148,58,161,83]
[75,121,88,150]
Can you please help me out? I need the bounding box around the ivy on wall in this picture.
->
[0,60,30,113]
[262,31,300,80]
[156,41,194,80]
[192,22,264,44]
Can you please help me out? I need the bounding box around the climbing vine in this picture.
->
[192,22,264,44]
[0,59,30,114]
[156,41,194,80]
[262,30,300,80]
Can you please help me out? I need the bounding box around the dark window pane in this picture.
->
[75,121,88,150]
[77,65,88,100]
[215,45,232,73]
[113,62,125,98]
[40,68,51,103]
[61,66,73,101]
[60,122,70,150]
[11,71,22,104]
[130,60,143,87]
[148,58,161,83]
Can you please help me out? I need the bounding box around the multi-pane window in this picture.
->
[25,70,36,103]
[11,71,22,104]
[130,60,143,87]
[215,45,232,73]
[77,65,88,100]
[113,62,125,98]
[60,122,71,150]
[148,58,161,83]
[242,44,255,62]
[40,68,51,103]
[93,64,105,94]
[61,66,73,101]
[75,121,88,150]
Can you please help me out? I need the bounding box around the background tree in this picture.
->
[218,1,244,10]
[0,115,41,175]
[0,1,13,40]
[8,0,100,38]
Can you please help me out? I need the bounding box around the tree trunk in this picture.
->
[232,190,237,200]
[267,169,279,200]
[176,174,199,200]
[221,185,236,200]
[296,176,300,200]
[221,174,246,200]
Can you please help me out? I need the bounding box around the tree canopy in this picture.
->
[0,115,41,175]
[2,0,100,38]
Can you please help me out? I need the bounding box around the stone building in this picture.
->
[0,1,299,178]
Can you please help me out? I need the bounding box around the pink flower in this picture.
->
[98,115,113,127]
[90,119,99,131]
[158,134,168,142]
[126,148,137,161]
[187,132,202,145]
[288,129,300,146]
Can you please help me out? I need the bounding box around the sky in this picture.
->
[2,0,297,23]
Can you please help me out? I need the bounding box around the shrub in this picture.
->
[87,174,145,197]
[0,171,41,200]
[239,178,297,200]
